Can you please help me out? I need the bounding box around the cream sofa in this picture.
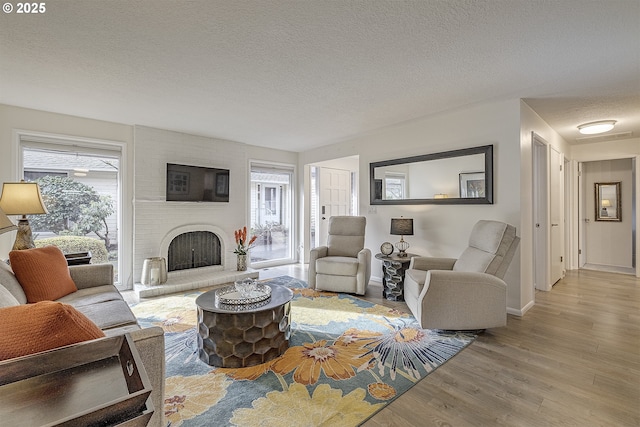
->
[0,261,165,427]
[404,220,519,330]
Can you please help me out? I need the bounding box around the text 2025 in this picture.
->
[17,3,46,13]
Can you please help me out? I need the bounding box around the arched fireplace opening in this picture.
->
[167,231,222,272]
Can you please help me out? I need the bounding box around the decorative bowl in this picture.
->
[235,278,257,298]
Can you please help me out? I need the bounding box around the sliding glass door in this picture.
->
[249,162,294,266]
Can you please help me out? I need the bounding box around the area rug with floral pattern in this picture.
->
[130,276,476,427]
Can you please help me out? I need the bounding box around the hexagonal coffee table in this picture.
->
[195,283,294,368]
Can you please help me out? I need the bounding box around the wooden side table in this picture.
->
[375,253,417,301]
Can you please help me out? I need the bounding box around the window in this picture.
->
[250,162,295,265]
[385,173,406,200]
[19,137,124,286]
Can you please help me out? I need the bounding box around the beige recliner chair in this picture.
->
[309,216,371,295]
[404,220,519,330]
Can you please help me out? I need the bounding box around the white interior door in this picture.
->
[533,136,549,291]
[549,146,564,285]
[318,167,351,246]
[578,162,587,267]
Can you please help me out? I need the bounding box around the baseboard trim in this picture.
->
[507,300,535,317]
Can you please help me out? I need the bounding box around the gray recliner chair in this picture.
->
[404,220,519,330]
[309,216,371,295]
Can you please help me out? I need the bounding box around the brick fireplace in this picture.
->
[133,125,261,298]
[134,224,257,298]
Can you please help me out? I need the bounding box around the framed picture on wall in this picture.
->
[595,182,621,221]
[459,172,485,198]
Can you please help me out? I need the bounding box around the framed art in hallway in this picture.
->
[595,182,621,221]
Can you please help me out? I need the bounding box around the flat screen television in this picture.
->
[166,163,229,202]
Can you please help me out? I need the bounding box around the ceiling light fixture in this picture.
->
[577,120,616,135]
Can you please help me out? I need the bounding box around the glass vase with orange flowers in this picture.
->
[233,226,257,255]
[234,227,257,271]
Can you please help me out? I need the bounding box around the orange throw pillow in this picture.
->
[9,246,78,303]
[0,301,105,361]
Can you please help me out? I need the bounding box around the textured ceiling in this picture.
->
[1,0,638,152]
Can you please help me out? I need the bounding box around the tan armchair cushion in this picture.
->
[326,216,366,258]
[316,257,360,276]
[452,247,495,273]
[453,220,517,277]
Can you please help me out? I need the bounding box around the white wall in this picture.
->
[300,99,526,313]
[133,126,298,283]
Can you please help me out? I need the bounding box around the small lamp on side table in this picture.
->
[390,217,414,257]
[0,181,48,250]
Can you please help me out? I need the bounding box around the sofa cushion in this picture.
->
[0,284,20,308]
[58,285,138,331]
[0,301,105,361]
[0,261,27,304]
[72,299,139,330]
[9,246,78,303]
[57,284,124,307]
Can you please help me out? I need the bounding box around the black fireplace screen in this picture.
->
[168,231,222,271]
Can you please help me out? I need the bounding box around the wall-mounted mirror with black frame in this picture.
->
[370,144,493,205]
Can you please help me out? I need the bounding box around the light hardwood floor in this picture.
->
[259,265,640,426]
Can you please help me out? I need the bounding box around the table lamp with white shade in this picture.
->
[0,181,48,250]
